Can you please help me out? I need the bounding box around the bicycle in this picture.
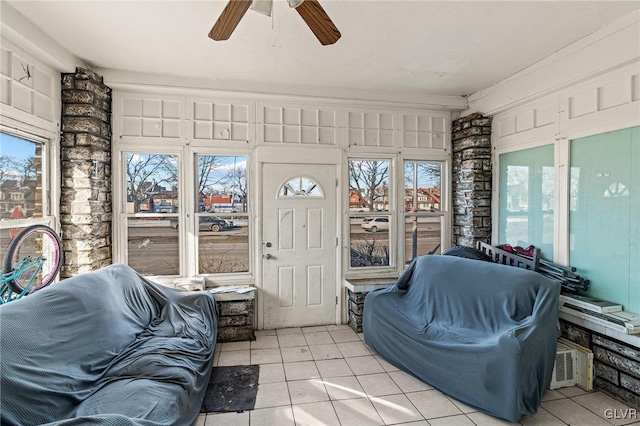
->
[1,224,63,304]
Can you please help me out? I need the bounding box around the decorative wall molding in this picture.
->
[467,10,640,117]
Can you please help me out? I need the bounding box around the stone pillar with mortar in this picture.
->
[60,68,112,278]
[451,113,492,247]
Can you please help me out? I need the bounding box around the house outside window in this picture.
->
[119,150,251,279]
[0,133,43,221]
[0,131,53,257]
[195,155,249,275]
[348,159,392,269]
[403,161,444,263]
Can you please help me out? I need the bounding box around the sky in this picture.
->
[0,132,37,161]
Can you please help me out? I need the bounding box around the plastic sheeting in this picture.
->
[0,264,217,426]
[363,255,560,422]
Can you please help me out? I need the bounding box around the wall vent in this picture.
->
[550,341,578,389]
[557,337,594,391]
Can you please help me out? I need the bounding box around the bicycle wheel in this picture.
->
[3,225,62,294]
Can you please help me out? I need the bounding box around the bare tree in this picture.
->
[126,154,177,212]
[0,156,21,184]
[405,162,441,188]
[224,166,247,213]
[349,160,389,211]
[196,155,227,195]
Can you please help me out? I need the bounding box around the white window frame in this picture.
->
[189,145,253,282]
[345,151,451,278]
[0,126,58,232]
[345,155,396,277]
[113,141,254,285]
[401,158,449,265]
[114,147,184,281]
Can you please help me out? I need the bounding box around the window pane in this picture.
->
[570,127,639,312]
[198,214,249,274]
[0,133,43,219]
[197,155,249,274]
[127,217,179,275]
[404,216,442,263]
[198,155,248,213]
[349,160,390,212]
[125,153,179,275]
[498,145,554,259]
[126,153,179,213]
[349,216,390,267]
[404,162,441,212]
[279,177,323,197]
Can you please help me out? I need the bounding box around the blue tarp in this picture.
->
[363,255,560,422]
[0,264,217,426]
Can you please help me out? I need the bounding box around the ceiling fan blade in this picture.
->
[209,0,253,41]
[292,0,341,45]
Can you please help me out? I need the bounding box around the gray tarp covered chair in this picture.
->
[0,263,217,426]
[363,255,560,422]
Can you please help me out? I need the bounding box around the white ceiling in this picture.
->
[5,0,639,97]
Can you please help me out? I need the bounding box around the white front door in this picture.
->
[262,163,337,329]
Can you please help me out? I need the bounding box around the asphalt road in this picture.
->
[127,223,440,275]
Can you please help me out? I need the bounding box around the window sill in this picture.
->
[344,277,398,293]
[204,274,255,288]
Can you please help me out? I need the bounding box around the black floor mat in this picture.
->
[200,365,260,413]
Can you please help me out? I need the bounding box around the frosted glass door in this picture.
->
[570,127,640,312]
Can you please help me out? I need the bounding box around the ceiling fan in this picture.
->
[208,0,341,45]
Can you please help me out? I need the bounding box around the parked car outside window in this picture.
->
[360,217,389,232]
[169,216,232,232]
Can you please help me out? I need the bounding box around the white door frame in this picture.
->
[255,146,343,330]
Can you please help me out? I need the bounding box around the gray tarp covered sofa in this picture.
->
[363,255,560,422]
[0,263,217,426]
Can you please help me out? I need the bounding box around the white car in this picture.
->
[360,217,389,232]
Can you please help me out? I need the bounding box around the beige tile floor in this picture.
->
[194,325,639,426]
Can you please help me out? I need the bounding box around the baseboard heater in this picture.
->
[559,294,640,335]
[550,338,594,391]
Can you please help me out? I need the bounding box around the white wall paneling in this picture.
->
[0,38,59,134]
[467,11,640,116]
[399,110,450,151]
[493,96,560,150]
[190,97,254,144]
[345,108,396,148]
[562,63,640,138]
[257,102,339,146]
[114,93,185,142]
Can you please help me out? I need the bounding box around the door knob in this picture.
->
[264,253,274,259]
[265,242,272,248]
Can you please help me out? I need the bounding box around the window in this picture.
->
[348,159,391,268]
[119,150,251,279]
[498,145,554,259]
[196,155,249,274]
[124,153,180,276]
[404,161,443,263]
[279,176,323,197]
[569,127,639,312]
[0,131,51,260]
[0,132,44,220]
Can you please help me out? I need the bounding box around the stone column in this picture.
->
[60,68,112,278]
[451,113,492,247]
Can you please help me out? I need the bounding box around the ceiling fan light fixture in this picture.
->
[288,0,304,9]
[251,0,272,17]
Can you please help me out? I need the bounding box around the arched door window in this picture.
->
[278,176,324,198]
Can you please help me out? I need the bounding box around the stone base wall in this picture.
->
[60,68,112,278]
[451,113,492,247]
[215,292,255,342]
[560,319,640,408]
